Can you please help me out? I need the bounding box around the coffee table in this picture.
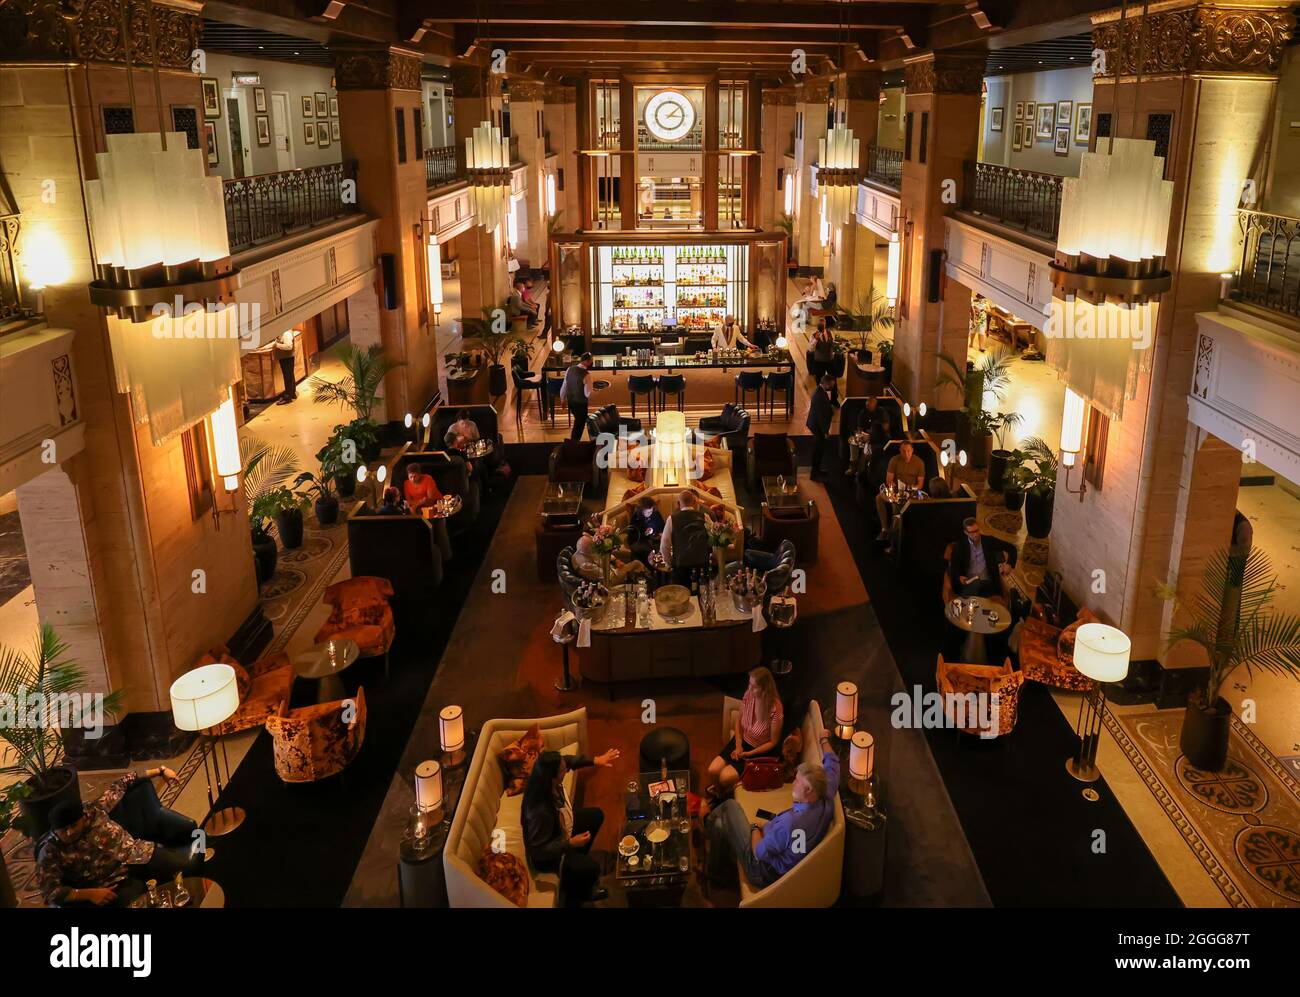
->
[946,596,1011,663]
[616,769,693,906]
[541,480,584,521]
[762,475,802,509]
[129,876,224,908]
[293,638,360,702]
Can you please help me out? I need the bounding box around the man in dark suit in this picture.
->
[949,516,1017,597]
[627,495,666,562]
[806,373,839,481]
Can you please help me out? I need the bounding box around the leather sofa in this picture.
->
[265,686,367,783]
[444,707,589,908]
[747,432,796,491]
[587,403,642,440]
[698,403,751,453]
[936,655,1024,738]
[721,697,844,907]
[605,443,741,513]
[389,446,482,534]
[346,509,445,604]
[761,500,820,565]
[548,440,599,488]
[895,484,978,585]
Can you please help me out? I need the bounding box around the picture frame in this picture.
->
[331,120,340,142]
[1057,100,1073,126]
[1036,102,1055,140]
[253,87,267,114]
[203,121,219,165]
[1054,126,1070,156]
[1075,102,1093,145]
[315,91,328,117]
[201,78,221,119]
[1012,123,1022,151]
[302,95,314,117]
[1015,101,1024,120]
[304,122,315,144]
[255,115,271,146]
[317,121,330,147]
[990,107,1004,133]
[329,96,339,118]
[1024,102,1034,126]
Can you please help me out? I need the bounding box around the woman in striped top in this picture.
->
[705,666,784,797]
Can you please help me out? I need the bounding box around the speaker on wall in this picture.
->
[927,249,944,303]
[380,253,398,310]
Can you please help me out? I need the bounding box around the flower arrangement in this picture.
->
[706,518,737,550]
[588,523,621,557]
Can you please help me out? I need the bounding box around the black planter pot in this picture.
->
[252,531,278,583]
[276,508,305,549]
[988,449,1011,492]
[489,363,508,397]
[970,433,993,470]
[17,765,80,840]
[1024,489,1055,538]
[1003,487,1026,512]
[314,496,340,527]
[855,348,873,364]
[361,439,381,462]
[1180,693,1231,771]
[335,473,357,499]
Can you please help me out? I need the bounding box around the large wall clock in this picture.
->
[644,90,696,143]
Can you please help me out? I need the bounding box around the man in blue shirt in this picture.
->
[704,728,840,889]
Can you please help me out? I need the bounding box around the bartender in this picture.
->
[273,330,297,405]
[711,314,755,351]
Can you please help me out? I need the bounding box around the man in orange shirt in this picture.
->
[402,462,443,514]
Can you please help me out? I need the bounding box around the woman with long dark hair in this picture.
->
[522,746,620,906]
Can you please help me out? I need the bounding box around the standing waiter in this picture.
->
[273,329,297,405]
[561,352,595,441]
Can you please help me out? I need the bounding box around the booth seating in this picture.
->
[940,533,1018,606]
[601,485,745,565]
[346,509,445,604]
[747,432,796,491]
[761,501,820,565]
[1018,606,1100,692]
[537,519,583,582]
[548,440,599,488]
[196,647,294,737]
[837,395,906,464]
[389,447,481,534]
[894,484,978,586]
[423,403,504,465]
[935,656,1024,738]
[314,576,396,671]
[266,687,367,783]
[587,403,643,440]
[864,435,941,495]
[444,707,589,908]
[605,442,742,513]
[721,698,844,908]
[697,403,751,453]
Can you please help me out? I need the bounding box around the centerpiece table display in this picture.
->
[588,524,622,587]
[946,596,1010,663]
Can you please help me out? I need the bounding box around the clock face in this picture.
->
[644,90,696,143]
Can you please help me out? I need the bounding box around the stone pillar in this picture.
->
[891,53,985,407]
[758,87,796,234]
[793,77,831,270]
[509,78,548,266]
[824,71,881,309]
[544,84,578,230]
[1046,1,1292,659]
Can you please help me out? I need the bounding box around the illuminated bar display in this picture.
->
[594,242,748,334]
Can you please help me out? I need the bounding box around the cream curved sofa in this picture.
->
[721,697,844,908]
[443,707,588,908]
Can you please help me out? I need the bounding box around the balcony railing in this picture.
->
[425,145,462,188]
[1233,208,1300,319]
[961,162,1063,241]
[865,146,902,190]
[223,163,359,254]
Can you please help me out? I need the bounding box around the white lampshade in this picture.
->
[918,402,927,418]
[940,450,950,468]
[903,402,911,419]
[775,335,788,349]
[545,172,557,216]
[376,464,387,484]
[421,412,431,429]
[356,464,368,483]
[426,239,443,313]
[958,450,968,468]
[1073,623,1131,683]
[1060,388,1086,468]
[849,731,875,780]
[439,705,465,752]
[209,388,242,490]
[551,338,565,353]
[783,172,794,215]
[415,759,443,811]
[170,663,240,732]
[404,412,414,429]
[835,681,858,725]
[886,238,901,305]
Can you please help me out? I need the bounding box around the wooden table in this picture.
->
[945,596,1011,663]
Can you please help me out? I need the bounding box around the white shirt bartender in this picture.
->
[711,315,753,351]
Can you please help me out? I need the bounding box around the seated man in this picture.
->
[705,728,839,891]
[509,277,539,325]
[927,475,951,499]
[402,462,445,515]
[376,485,407,516]
[37,767,202,907]
[626,495,666,562]
[443,408,481,450]
[949,516,1016,598]
[573,532,647,585]
[875,439,926,541]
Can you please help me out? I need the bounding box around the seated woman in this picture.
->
[377,485,407,515]
[572,533,647,585]
[706,666,784,798]
[522,747,620,907]
[402,462,445,515]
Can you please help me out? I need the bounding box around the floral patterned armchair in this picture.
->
[935,655,1025,738]
[194,646,295,737]
[265,686,367,783]
[1018,606,1099,692]
[314,576,396,670]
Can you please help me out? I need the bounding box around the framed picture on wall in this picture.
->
[315,92,329,116]
[304,122,315,144]
[329,96,339,117]
[255,115,271,146]
[302,95,314,117]
[1024,102,1035,125]
[201,78,221,119]
[203,121,219,165]
[1054,126,1070,156]
[1057,100,1073,126]
[1012,123,1022,151]
[1075,102,1093,145]
[331,120,340,142]
[1036,103,1056,140]
[1015,101,1024,120]
[317,122,330,147]
[990,107,1004,132]
[253,87,267,114]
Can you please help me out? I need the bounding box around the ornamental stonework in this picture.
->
[761,88,795,106]
[0,0,199,68]
[795,78,830,104]
[335,49,422,91]
[1092,4,1293,77]
[842,71,882,102]
[509,78,546,103]
[903,54,985,95]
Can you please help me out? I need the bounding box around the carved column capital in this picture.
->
[795,77,831,105]
[0,0,200,68]
[761,87,797,106]
[334,47,423,91]
[1091,3,1293,77]
[903,52,986,95]
[509,77,546,103]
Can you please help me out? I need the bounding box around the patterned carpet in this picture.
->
[1108,709,1300,907]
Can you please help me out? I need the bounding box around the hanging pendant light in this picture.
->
[817,122,860,229]
[466,119,510,233]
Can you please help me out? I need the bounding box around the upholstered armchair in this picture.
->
[314,576,396,672]
[761,500,820,565]
[935,655,1025,738]
[587,403,642,438]
[698,403,751,452]
[747,432,796,491]
[266,686,368,783]
[196,646,294,737]
[1018,606,1099,692]
[556,546,583,609]
[548,440,598,487]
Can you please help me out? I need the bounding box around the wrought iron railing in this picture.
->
[865,145,903,190]
[961,161,1064,241]
[425,145,462,188]
[0,212,31,321]
[223,163,359,254]
[1232,208,1300,319]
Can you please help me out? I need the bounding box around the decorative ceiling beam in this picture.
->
[431,2,940,29]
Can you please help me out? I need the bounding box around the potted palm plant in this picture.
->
[310,343,405,459]
[0,624,122,840]
[1018,436,1058,538]
[259,486,308,550]
[835,287,894,363]
[462,304,514,397]
[239,433,299,583]
[1001,451,1029,511]
[294,468,339,526]
[986,411,1025,489]
[936,348,1017,457]
[0,783,23,905]
[1162,547,1300,771]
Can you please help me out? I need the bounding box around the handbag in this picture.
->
[741,756,783,792]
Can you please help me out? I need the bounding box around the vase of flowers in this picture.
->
[588,524,620,587]
[706,517,737,577]
[728,567,767,614]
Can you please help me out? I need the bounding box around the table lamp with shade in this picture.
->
[440,704,466,766]
[1066,623,1131,783]
[848,730,875,797]
[834,681,858,740]
[408,759,445,855]
[169,663,245,836]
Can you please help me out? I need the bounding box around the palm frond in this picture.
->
[239,433,300,507]
[1233,611,1300,680]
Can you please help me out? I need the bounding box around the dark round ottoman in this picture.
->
[639,727,690,775]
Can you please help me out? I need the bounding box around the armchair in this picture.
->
[196,646,294,737]
[935,655,1024,738]
[548,440,598,487]
[698,403,751,453]
[587,403,642,440]
[265,686,367,783]
[747,432,796,491]
[1018,606,1100,692]
[314,576,396,673]
[761,501,819,565]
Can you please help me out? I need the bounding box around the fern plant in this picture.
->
[1017,435,1059,497]
[310,343,406,422]
[239,432,299,539]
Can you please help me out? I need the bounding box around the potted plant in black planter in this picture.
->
[1161,547,1300,772]
[462,304,514,398]
[874,336,894,383]
[1001,453,1028,511]
[310,342,405,448]
[509,338,532,372]
[261,486,307,549]
[1018,436,1058,539]
[835,287,894,363]
[239,433,299,584]
[986,411,1025,490]
[294,468,340,527]
[0,624,122,841]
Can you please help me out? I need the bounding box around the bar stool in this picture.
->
[544,375,569,429]
[656,373,686,412]
[628,374,657,421]
[735,370,765,411]
[765,370,795,419]
[512,368,545,436]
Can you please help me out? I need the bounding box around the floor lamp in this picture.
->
[1066,624,1131,783]
[170,663,246,835]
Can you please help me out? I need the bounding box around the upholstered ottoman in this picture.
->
[639,727,690,775]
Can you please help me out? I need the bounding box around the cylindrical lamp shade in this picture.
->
[439,705,465,752]
[849,731,875,780]
[1060,388,1086,467]
[170,663,240,732]
[209,389,242,490]
[835,682,858,725]
[1073,624,1131,683]
[415,760,443,812]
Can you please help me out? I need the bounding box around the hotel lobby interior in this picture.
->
[1,0,1298,945]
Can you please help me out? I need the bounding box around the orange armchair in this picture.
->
[194,646,295,737]
[265,686,368,783]
[1018,607,1098,692]
[314,576,396,671]
[935,655,1024,738]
